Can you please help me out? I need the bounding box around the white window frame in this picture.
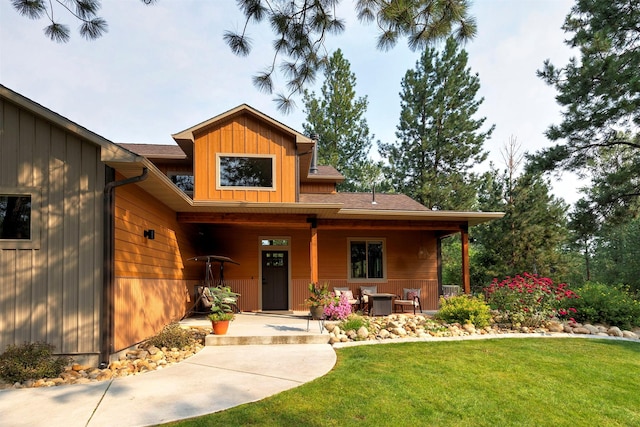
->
[216,153,276,191]
[0,187,41,249]
[347,238,387,283]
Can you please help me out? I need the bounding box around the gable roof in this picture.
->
[171,104,314,157]
[0,85,139,164]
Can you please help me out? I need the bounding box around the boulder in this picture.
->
[608,326,623,337]
[357,326,369,339]
[622,331,638,339]
[547,321,564,333]
[572,327,591,335]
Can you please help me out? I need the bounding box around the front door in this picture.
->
[262,251,288,310]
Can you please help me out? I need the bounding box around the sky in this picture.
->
[0,0,580,205]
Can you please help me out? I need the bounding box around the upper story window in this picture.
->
[349,238,386,281]
[217,154,276,190]
[168,172,194,196]
[0,187,40,249]
[0,195,31,239]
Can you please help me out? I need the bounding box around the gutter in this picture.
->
[100,167,148,367]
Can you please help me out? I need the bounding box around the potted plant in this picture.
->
[206,286,240,335]
[304,282,336,320]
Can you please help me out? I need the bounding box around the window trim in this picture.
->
[347,238,387,283]
[0,187,41,249]
[216,153,276,191]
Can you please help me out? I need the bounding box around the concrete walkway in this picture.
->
[0,314,337,427]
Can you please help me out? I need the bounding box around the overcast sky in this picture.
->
[0,0,580,204]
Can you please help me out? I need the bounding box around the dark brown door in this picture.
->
[262,251,288,310]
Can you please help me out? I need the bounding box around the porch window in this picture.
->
[0,195,31,239]
[349,239,385,280]
[217,154,275,189]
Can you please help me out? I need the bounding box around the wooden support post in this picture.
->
[461,226,470,294]
[309,219,318,284]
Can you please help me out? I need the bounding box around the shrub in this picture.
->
[0,342,70,383]
[561,282,640,329]
[145,323,194,349]
[484,273,578,327]
[324,292,352,320]
[339,314,370,333]
[436,294,492,328]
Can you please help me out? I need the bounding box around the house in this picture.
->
[0,85,503,365]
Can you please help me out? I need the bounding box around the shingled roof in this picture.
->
[118,143,187,159]
[300,192,430,211]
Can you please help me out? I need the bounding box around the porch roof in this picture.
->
[106,159,503,227]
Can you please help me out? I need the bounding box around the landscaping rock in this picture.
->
[357,326,369,339]
[622,331,638,339]
[572,327,592,335]
[608,327,623,337]
[583,324,599,335]
[547,321,564,333]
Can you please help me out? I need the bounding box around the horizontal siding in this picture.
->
[114,278,196,351]
[0,98,103,356]
[114,182,200,280]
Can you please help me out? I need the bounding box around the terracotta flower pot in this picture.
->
[212,320,230,335]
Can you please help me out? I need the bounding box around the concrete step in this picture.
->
[205,334,330,346]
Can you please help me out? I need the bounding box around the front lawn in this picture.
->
[163,338,640,426]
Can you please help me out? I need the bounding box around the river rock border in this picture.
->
[0,326,210,390]
[325,314,640,346]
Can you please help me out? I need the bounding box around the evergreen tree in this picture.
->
[473,165,570,286]
[533,0,640,215]
[302,49,378,192]
[379,36,493,211]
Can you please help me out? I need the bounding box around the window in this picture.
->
[217,154,275,189]
[168,173,194,196]
[0,195,31,239]
[0,187,40,249]
[349,239,385,280]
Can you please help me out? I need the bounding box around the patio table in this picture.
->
[368,293,395,316]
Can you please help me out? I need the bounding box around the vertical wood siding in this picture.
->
[192,115,296,202]
[0,98,104,357]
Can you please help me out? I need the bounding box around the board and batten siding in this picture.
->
[193,115,297,202]
[113,182,201,351]
[0,97,104,358]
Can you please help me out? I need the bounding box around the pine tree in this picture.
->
[379,37,493,211]
[473,164,570,285]
[302,49,378,192]
[534,0,640,215]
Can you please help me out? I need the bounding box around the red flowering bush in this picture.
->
[484,273,579,327]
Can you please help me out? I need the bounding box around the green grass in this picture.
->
[162,338,640,426]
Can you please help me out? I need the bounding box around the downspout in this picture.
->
[100,167,148,367]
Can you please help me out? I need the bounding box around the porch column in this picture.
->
[309,219,318,284]
[461,225,470,294]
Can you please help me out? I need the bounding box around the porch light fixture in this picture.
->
[143,229,155,240]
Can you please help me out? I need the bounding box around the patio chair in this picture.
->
[394,288,422,314]
[333,287,361,311]
[359,285,377,314]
